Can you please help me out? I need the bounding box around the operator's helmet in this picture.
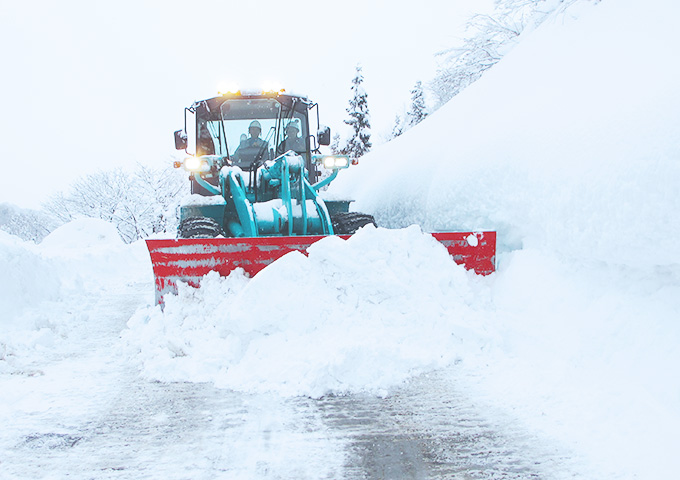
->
[285,121,299,134]
[249,120,262,131]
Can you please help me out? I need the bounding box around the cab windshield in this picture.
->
[196,98,309,169]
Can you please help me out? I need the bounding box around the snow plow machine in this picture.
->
[146,89,496,305]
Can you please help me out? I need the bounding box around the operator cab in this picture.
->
[175,90,329,196]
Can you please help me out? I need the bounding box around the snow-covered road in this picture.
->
[1,273,583,479]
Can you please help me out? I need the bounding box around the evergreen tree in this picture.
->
[342,65,372,160]
[406,81,428,127]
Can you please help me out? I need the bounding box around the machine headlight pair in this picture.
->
[315,155,350,170]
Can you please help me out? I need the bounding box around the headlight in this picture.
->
[318,155,350,170]
[332,156,350,168]
[184,156,209,172]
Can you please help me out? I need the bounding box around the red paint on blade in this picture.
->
[146,232,496,306]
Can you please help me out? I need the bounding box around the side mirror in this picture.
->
[174,130,188,150]
[317,125,331,146]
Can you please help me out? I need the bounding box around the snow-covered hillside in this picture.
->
[2,0,679,479]
[332,0,680,267]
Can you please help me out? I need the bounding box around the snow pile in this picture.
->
[125,225,492,397]
[39,217,152,291]
[40,217,124,249]
[0,231,61,327]
[0,231,62,363]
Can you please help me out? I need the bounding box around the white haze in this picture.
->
[0,0,492,208]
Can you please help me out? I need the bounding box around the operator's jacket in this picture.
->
[233,137,270,169]
[277,137,306,156]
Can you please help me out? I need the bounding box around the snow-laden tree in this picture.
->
[330,133,343,155]
[406,81,428,128]
[0,203,61,243]
[133,164,187,236]
[430,0,578,108]
[339,65,372,160]
[43,164,187,243]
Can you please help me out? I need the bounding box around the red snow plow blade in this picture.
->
[146,231,496,306]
